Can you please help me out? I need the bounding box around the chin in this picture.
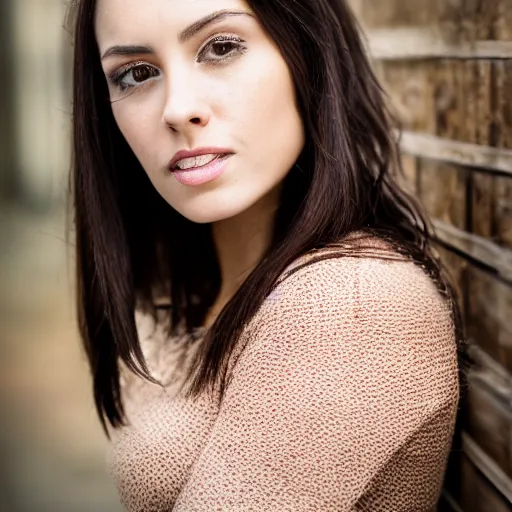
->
[171,196,254,224]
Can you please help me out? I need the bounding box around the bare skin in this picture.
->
[205,184,281,327]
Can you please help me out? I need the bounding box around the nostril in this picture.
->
[190,117,201,124]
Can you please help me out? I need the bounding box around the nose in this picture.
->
[162,74,211,133]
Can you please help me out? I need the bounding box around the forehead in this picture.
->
[95,0,252,43]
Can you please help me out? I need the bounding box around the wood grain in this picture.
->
[459,454,512,512]
[495,177,512,249]
[494,60,512,150]
[433,244,468,319]
[466,377,511,479]
[418,159,467,230]
[472,173,495,239]
[466,266,512,371]
[495,0,512,41]
[350,2,512,510]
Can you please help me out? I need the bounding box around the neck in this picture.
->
[208,186,282,319]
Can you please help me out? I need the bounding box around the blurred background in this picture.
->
[0,0,511,511]
[0,0,123,510]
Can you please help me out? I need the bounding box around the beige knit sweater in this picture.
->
[108,237,460,511]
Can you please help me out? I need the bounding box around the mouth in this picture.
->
[170,153,231,172]
[169,153,233,187]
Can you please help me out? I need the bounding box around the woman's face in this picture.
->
[95,0,305,223]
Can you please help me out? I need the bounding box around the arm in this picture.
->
[173,257,460,511]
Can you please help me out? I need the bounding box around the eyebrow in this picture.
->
[101,9,253,61]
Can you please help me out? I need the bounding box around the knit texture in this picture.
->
[108,237,460,511]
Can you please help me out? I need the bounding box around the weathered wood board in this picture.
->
[349,1,512,510]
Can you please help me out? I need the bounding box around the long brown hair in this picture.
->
[70,0,471,472]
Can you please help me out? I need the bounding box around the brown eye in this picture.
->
[131,65,159,83]
[197,36,247,63]
[110,63,161,92]
[212,41,237,57]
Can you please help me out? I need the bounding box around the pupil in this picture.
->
[133,66,149,82]
[216,42,232,55]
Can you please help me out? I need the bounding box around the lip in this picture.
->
[171,153,233,187]
[168,147,234,170]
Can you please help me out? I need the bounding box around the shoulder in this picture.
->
[251,235,458,392]
[269,235,450,324]
[234,235,459,420]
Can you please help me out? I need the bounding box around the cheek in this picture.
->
[232,52,304,172]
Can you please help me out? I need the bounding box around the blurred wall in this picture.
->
[10,0,72,210]
[0,1,122,511]
[0,0,15,201]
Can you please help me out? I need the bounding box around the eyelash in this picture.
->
[108,35,247,93]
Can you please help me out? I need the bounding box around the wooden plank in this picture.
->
[418,160,467,230]
[463,433,512,505]
[465,375,511,480]
[467,268,506,365]
[462,0,498,40]
[460,61,478,145]
[353,0,439,29]
[353,4,512,510]
[379,59,466,138]
[380,61,437,134]
[379,60,491,142]
[352,0,501,36]
[454,60,491,145]
[495,0,512,41]
[472,173,495,239]
[434,59,460,140]
[468,344,512,404]
[445,0,498,42]
[466,266,512,372]
[433,244,468,319]
[470,173,512,251]
[459,451,512,512]
[400,132,512,177]
[367,28,512,60]
[432,220,512,281]
[487,59,512,252]
[475,61,493,146]
[495,177,512,249]
[494,60,512,150]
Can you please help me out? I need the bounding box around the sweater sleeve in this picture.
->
[172,256,460,512]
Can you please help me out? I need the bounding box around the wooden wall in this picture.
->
[349,1,512,510]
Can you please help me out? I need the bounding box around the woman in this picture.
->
[71,0,469,509]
